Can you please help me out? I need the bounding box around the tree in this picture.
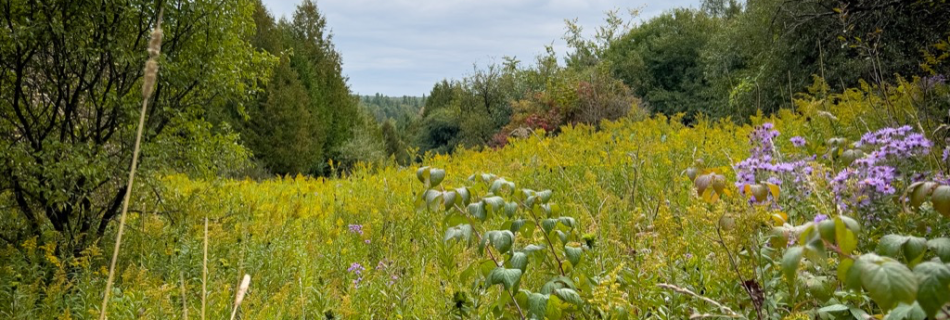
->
[604,9,720,121]
[0,0,273,252]
[232,0,360,175]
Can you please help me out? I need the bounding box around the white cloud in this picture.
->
[261,0,699,95]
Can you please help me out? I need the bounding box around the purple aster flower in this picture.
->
[813,214,829,224]
[943,147,949,162]
[790,136,806,147]
[348,224,363,235]
[348,262,364,274]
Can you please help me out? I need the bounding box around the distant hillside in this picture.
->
[357,94,425,122]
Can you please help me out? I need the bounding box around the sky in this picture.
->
[260,0,699,96]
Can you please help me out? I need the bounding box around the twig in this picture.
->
[180,272,189,320]
[657,283,745,319]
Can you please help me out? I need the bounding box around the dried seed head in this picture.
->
[142,60,158,98]
[234,274,251,308]
[817,111,838,121]
[147,26,163,58]
[142,15,163,99]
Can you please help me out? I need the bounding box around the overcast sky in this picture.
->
[260,0,699,96]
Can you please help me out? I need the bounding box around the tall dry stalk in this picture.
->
[202,217,208,320]
[180,272,189,320]
[99,11,163,320]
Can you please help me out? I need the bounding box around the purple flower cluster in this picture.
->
[348,262,365,286]
[734,123,814,198]
[790,136,806,148]
[813,214,828,224]
[348,224,363,235]
[921,74,947,90]
[943,147,949,162]
[831,126,933,211]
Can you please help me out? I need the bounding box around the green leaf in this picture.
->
[541,219,557,234]
[483,196,505,215]
[524,244,547,255]
[564,245,583,267]
[912,261,950,318]
[504,202,519,217]
[508,219,528,233]
[883,302,926,320]
[429,168,446,188]
[835,217,857,254]
[487,267,522,290]
[485,230,515,254]
[424,190,443,212]
[546,294,563,320]
[527,292,549,319]
[927,238,950,263]
[455,187,471,205]
[538,190,553,203]
[878,235,908,258]
[442,191,458,211]
[856,253,919,310]
[509,252,529,271]
[553,288,583,305]
[904,237,927,264]
[782,246,804,284]
[817,304,850,319]
[541,276,575,294]
[444,224,473,243]
[558,217,576,229]
[468,202,487,221]
[416,166,429,183]
[839,215,861,233]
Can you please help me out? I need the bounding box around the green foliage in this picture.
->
[605,8,721,121]
[228,0,363,176]
[0,0,272,252]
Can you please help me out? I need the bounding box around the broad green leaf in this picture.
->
[839,216,861,233]
[484,196,505,215]
[444,224,473,243]
[553,288,583,305]
[424,190,443,212]
[428,168,446,187]
[884,302,926,320]
[546,294,563,320]
[455,187,471,205]
[442,191,458,211]
[504,202,519,217]
[527,292,549,319]
[782,246,804,284]
[564,245,583,267]
[838,258,855,285]
[416,166,430,183]
[538,190,553,203]
[817,304,850,319]
[804,275,835,302]
[835,217,857,254]
[509,252,529,271]
[508,219,528,233]
[878,235,907,258]
[856,253,918,310]
[912,261,950,318]
[486,230,515,254]
[468,202,487,221]
[818,219,836,242]
[558,217,576,229]
[487,267,522,290]
[927,238,950,263]
[524,244,547,255]
[903,237,927,265]
[541,276,575,294]
[541,219,557,234]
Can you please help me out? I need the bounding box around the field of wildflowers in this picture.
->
[1,77,949,319]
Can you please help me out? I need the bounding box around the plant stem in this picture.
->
[99,13,162,319]
[202,217,208,320]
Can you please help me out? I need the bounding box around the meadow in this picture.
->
[3,77,949,319]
